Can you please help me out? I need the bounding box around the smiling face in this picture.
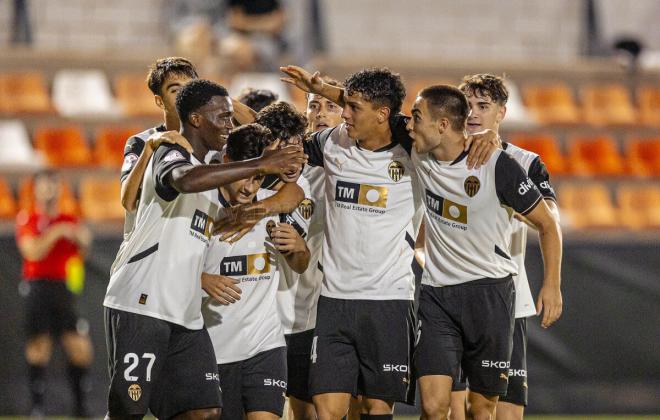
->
[306,94,343,132]
[277,134,304,183]
[221,155,263,204]
[406,96,443,154]
[464,91,506,134]
[193,95,234,151]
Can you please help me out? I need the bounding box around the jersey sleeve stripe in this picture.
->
[519,194,543,216]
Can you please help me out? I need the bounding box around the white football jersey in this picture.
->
[503,142,557,318]
[276,172,321,335]
[412,148,543,286]
[105,144,218,329]
[202,189,286,364]
[305,124,423,301]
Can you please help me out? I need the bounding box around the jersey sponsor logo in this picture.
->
[335,180,388,209]
[509,368,527,378]
[220,253,271,276]
[518,178,536,196]
[425,189,468,226]
[538,180,555,195]
[190,209,213,243]
[128,384,142,402]
[206,372,220,381]
[138,294,148,305]
[464,176,481,197]
[388,160,405,182]
[481,360,510,369]
[163,150,186,163]
[383,363,409,373]
[121,153,138,172]
[264,378,287,389]
[298,198,315,220]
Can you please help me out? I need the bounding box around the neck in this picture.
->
[357,122,392,151]
[164,112,181,131]
[180,128,208,162]
[218,187,238,206]
[430,131,467,162]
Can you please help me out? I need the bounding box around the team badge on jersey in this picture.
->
[121,153,138,172]
[163,149,187,163]
[128,384,142,401]
[298,199,314,220]
[388,161,405,182]
[464,176,481,197]
[221,253,271,276]
[336,180,388,208]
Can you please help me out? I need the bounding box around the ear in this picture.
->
[154,95,165,110]
[377,106,391,124]
[497,105,507,123]
[189,112,202,128]
[438,117,450,134]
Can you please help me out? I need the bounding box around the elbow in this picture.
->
[120,194,135,212]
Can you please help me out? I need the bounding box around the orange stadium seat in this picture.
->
[625,137,660,177]
[95,126,141,168]
[581,83,637,126]
[79,177,124,221]
[402,78,453,117]
[0,72,52,114]
[566,135,626,176]
[114,73,161,117]
[617,185,660,229]
[18,177,79,216]
[0,178,17,219]
[637,85,660,126]
[509,133,567,175]
[522,83,580,125]
[559,183,619,229]
[33,126,93,167]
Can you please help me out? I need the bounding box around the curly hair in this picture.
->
[419,85,469,131]
[175,79,229,125]
[146,57,198,96]
[226,123,273,162]
[237,88,279,112]
[254,102,308,141]
[343,68,406,115]
[458,73,509,105]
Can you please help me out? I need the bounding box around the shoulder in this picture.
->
[153,142,191,164]
[502,142,539,172]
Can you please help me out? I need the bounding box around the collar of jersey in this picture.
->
[355,138,399,153]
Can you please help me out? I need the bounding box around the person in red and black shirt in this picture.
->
[15,170,93,418]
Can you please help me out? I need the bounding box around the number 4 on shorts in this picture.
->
[311,336,318,364]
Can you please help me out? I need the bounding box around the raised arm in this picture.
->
[280,65,345,107]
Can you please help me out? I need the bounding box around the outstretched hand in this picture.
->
[280,65,324,94]
[148,131,193,154]
[213,203,269,243]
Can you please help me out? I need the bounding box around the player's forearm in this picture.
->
[170,160,265,193]
[121,146,154,211]
[231,98,257,125]
[318,82,345,107]
[285,246,310,274]
[262,183,304,215]
[537,219,562,289]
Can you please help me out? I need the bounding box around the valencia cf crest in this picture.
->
[388,161,405,182]
[298,199,314,220]
[128,384,142,401]
[464,176,481,197]
[266,220,276,239]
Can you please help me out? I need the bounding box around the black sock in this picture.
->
[27,364,46,412]
[67,364,90,416]
[360,415,394,420]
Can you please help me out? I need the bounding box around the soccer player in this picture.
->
[202,123,310,420]
[16,170,93,418]
[406,85,563,420]
[120,57,257,230]
[280,65,499,420]
[103,79,305,420]
[453,73,561,420]
[254,102,323,420]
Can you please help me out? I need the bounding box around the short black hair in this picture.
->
[255,102,308,141]
[343,68,406,115]
[146,57,198,96]
[238,88,279,112]
[226,123,273,162]
[458,73,509,106]
[419,85,469,131]
[175,79,229,125]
